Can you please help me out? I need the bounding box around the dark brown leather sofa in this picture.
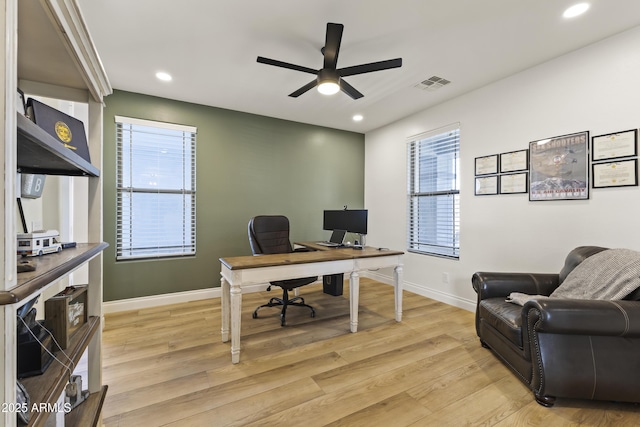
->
[472,246,640,407]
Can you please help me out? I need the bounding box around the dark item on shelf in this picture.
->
[17,309,54,378]
[45,286,88,349]
[17,260,36,273]
[26,98,91,164]
[323,274,344,296]
[17,113,99,177]
[61,242,77,249]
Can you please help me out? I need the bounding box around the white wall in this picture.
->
[365,26,640,311]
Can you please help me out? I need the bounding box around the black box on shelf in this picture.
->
[26,98,91,163]
[17,321,54,378]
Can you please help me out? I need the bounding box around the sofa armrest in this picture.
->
[472,272,560,300]
[524,299,640,337]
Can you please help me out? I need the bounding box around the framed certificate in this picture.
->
[592,129,637,162]
[500,149,528,173]
[592,159,638,188]
[475,176,498,195]
[499,172,528,194]
[475,154,498,176]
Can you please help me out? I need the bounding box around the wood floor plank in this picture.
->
[101,278,640,426]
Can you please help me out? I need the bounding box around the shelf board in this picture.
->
[17,113,99,177]
[21,316,101,427]
[64,385,108,427]
[0,243,108,306]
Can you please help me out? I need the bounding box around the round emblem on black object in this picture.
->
[55,121,72,143]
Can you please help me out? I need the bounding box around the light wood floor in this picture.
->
[101,279,640,426]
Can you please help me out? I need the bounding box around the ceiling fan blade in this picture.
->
[339,79,364,100]
[338,58,402,77]
[257,56,318,75]
[323,23,344,70]
[289,80,318,97]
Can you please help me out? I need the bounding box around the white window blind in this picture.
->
[407,123,460,258]
[116,116,196,260]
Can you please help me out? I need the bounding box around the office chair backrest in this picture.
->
[248,215,294,255]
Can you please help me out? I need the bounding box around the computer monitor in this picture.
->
[323,209,368,235]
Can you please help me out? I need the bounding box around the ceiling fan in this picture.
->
[257,23,402,99]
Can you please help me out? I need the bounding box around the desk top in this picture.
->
[220,245,403,271]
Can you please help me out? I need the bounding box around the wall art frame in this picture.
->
[499,172,528,194]
[475,175,498,195]
[475,154,498,176]
[592,159,638,188]
[500,149,528,173]
[529,131,589,201]
[591,129,637,162]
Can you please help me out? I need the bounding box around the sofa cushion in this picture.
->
[552,248,640,300]
[479,298,523,348]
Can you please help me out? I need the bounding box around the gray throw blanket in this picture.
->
[507,248,640,305]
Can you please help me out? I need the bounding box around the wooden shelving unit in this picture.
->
[1,1,112,426]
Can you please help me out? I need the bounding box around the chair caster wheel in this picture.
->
[252,312,258,319]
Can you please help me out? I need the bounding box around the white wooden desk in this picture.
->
[219,245,403,363]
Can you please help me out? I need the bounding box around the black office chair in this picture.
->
[248,215,316,326]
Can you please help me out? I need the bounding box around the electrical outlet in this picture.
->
[442,272,450,284]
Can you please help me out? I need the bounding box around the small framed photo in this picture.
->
[17,88,26,115]
[475,176,498,195]
[499,172,528,194]
[475,154,498,176]
[592,129,637,162]
[500,149,528,173]
[592,159,638,188]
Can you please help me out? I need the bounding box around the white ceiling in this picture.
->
[77,0,640,133]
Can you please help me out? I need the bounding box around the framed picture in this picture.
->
[529,131,589,201]
[499,172,528,194]
[17,88,26,115]
[592,129,637,162]
[500,149,528,173]
[475,154,498,176]
[475,176,498,195]
[592,159,638,188]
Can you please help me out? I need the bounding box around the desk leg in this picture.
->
[394,264,404,322]
[349,270,360,333]
[220,275,230,342]
[230,283,242,364]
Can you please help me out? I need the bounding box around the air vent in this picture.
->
[415,76,451,91]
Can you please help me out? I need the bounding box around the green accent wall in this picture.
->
[102,90,364,301]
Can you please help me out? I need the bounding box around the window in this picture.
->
[407,123,460,258]
[116,116,196,260]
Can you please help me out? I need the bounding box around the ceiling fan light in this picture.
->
[318,81,340,95]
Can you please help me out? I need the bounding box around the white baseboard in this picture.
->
[103,276,475,314]
[102,283,270,314]
[362,271,475,312]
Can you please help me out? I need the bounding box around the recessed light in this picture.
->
[563,3,590,19]
[352,114,363,122]
[156,71,172,82]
